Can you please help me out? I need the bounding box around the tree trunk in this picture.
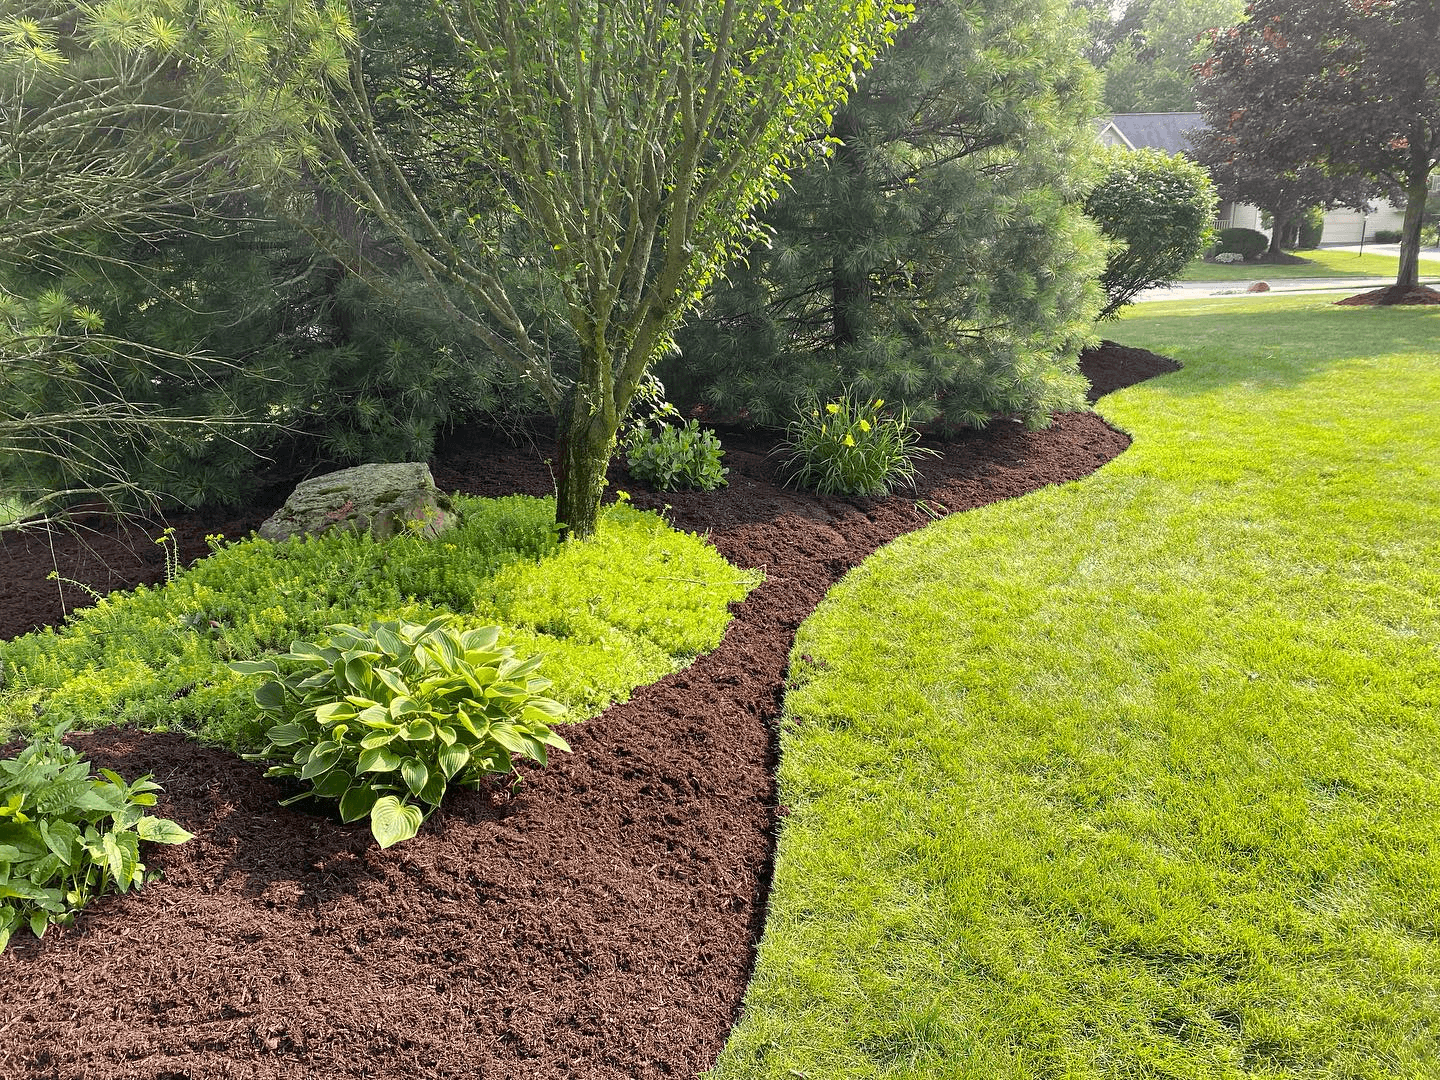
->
[830,107,870,349]
[1395,156,1431,290]
[553,390,618,541]
[1268,210,1292,256]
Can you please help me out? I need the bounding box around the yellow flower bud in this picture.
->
[874,398,884,408]
[844,433,855,447]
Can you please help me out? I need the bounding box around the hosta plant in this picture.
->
[0,725,194,952]
[781,393,938,497]
[234,617,570,848]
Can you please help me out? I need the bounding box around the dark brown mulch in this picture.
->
[1335,283,1440,306]
[0,343,1175,1080]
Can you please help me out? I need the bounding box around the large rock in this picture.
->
[258,462,454,543]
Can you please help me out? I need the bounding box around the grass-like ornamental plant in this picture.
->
[625,418,729,492]
[234,617,571,849]
[781,394,938,497]
[0,724,193,951]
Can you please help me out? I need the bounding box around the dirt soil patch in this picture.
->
[0,343,1174,1080]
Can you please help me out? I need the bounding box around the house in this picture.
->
[1098,112,1407,245]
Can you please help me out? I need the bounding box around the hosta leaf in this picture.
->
[343,656,372,691]
[299,746,342,780]
[228,659,278,677]
[437,743,470,780]
[254,681,286,711]
[315,701,356,724]
[419,772,447,806]
[374,666,410,697]
[134,816,194,845]
[369,796,422,849]
[434,725,457,747]
[356,704,392,727]
[263,721,309,747]
[400,758,429,797]
[311,769,352,799]
[357,746,402,773]
[402,719,435,742]
[339,784,379,823]
[373,626,406,658]
[360,731,398,750]
[461,626,501,651]
[284,641,336,663]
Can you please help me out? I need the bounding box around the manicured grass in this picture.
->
[712,295,1440,1078]
[1181,246,1440,281]
[0,495,757,750]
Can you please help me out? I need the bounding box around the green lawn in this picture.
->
[712,294,1440,1078]
[1181,246,1440,281]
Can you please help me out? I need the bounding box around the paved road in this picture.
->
[1137,241,1440,303]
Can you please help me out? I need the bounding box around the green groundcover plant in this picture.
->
[781,394,937,497]
[0,495,756,748]
[235,618,569,848]
[0,725,192,951]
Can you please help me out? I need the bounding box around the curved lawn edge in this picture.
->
[713,298,1440,1078]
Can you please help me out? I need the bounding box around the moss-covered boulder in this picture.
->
[258,463,454,543]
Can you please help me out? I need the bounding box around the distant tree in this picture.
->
[666,0,1108,431]
[1189,127,1377,257]
[1089,0,1245,113]
[1195,0,1440,293]
[1084,146,1217,317]
[227,0,906,539]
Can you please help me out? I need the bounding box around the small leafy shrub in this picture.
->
[1297,206,1325,249]
[234,618,570,848]
[1212,251,1246,264]
[0,725,193,951]
[625,419,728,492]
[1371,228,1403,244]
[1084,146,1217,318]
[781,395,938,497]
[1212,227,1269,261]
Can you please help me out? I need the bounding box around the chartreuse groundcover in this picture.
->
[0,496,757,752]
[714,294,1440,1078]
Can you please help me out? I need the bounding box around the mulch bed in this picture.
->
[0,343,1174,1080]
[1335,283,1440,306]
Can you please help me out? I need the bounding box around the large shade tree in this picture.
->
[1195,0,1440,293]
[227,0,908,538]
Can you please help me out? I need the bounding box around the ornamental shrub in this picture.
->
[1371,229,1403,244]
[1297,206,1325,248]
[1084,146,1217,318]
[625,420,728,492]
[0,724,193,950]
[781,394,937,497]
[1213,227,1269,260]
[235,618,570,848]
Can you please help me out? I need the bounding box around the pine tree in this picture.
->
[667,0,1108,431]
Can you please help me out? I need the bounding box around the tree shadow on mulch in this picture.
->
[0,342,1178,1080]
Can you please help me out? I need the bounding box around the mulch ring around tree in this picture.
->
[1335,283,1440,306]
[0,342,1175,1080]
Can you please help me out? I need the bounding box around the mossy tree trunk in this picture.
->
[554,379,619,542]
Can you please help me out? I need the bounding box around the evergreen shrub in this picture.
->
[1298,207,1325,248]
[1213,228,1269,260]
[1371,229,1403,244]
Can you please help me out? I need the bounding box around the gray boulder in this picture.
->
[258,462,454,543]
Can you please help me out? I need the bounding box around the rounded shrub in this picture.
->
[1213,227,1269,260]
[1297,206,1325,248]
[1371,229,1404,244]
[624,419,728,492]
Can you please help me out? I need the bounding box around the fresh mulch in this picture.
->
[1335,283,1440,306]
[0,343,1175,1080]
